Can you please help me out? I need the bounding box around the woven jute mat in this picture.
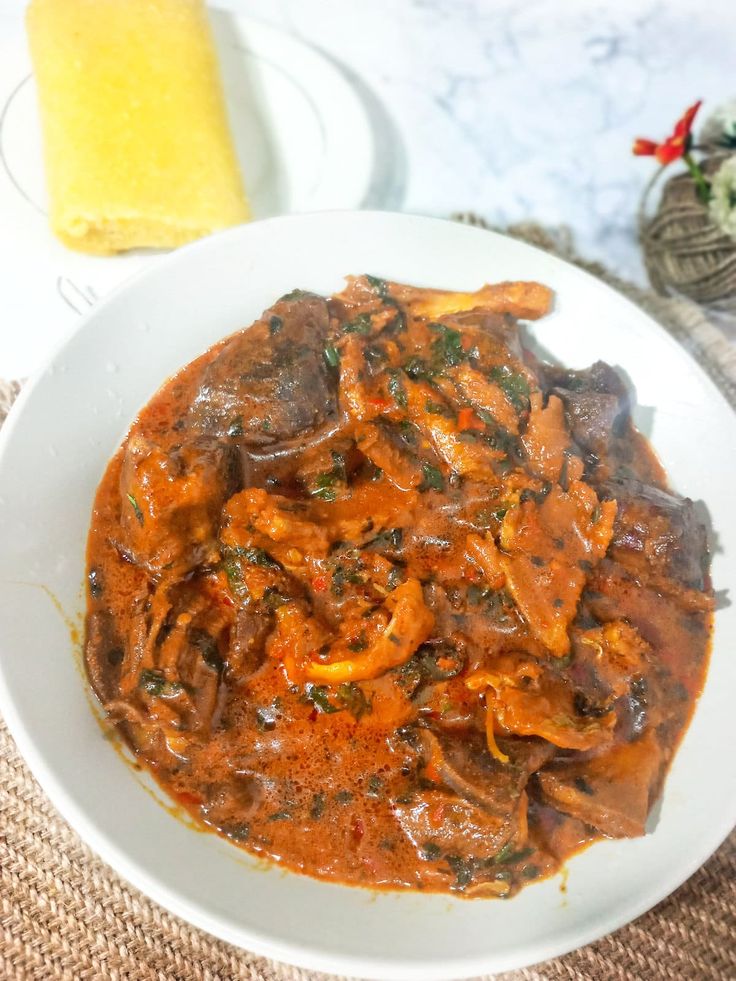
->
[1,224,735,981]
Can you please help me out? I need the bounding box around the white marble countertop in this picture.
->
[246,0,734,285]
[1,0,734,376]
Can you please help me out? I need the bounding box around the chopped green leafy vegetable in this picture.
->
[488,365,530,412]
[337,682,372,719]
[330,563,365,596]
[139,669,183,698]
[190,629,223,672]
[347,633,369,652]
[232,546,281,570]
[262,586,289,609]
[300,680,371,720]
[445,854,476,888]
[343,312,373,334]
[425,399,454,418]
[417,642,465,680]
[387,369,407,408]
[420,841,442,861]
[310,451,348,502]
[429,322,465,369]
[126,492,144,525]
[269,315,283,335]
[310,792,326,820]
[365,527,403,552]
[310,475,337,502]
[301,683,341,714]
[330,451,348,483]
[475,408,496,426]
[403,356,433,381]
[482,423,517,457]
[323,345,340,368]
[492,841,535,865]
[365,274,390,298]
[419,463,444,492]
[387,564,405,591]
[221,558,245,596]
[366,774,384,798]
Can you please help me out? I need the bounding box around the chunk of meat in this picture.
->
[324,479,416,546]
[119,435,238,575]
[522,393,570,482]
[429,310,537,389]
[501,481,617,568]
[501,556,585,657]
[556,391,624,458]
[450,363,520,435]
[189,292,336,443]
[465,533,506,590]
[393,790,524,869]
[529,802,595,863]
[228,606,271,678]
[267,602,329,674]
[394,731,553,869]
[544,361,630,457]
[338,334,374,421]
[466,654,615,751]
[572,621,650,703]
[497,482,617,655]
[354,422,422,491]
[304,579,434,682]
[84,608,124,702]
[406,381,504,480]
[392,280,553,321]
[537,731,663,837]
[118,572,235,726]
[420,729,554,807]
[222,488,329,560]
[601,478,708,589]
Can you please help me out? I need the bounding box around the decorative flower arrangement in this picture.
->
[634,101,710,201]
[633,99,736,308]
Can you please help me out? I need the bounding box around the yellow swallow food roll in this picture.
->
[26,0,250,254]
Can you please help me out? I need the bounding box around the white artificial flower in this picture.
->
[708,156,736,239]
[700,99,736,148]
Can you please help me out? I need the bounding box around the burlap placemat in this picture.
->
[1,224,735,981]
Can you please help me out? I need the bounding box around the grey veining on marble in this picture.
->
[228,0,735,286]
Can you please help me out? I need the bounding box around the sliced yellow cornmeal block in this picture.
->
[26,0,250,254]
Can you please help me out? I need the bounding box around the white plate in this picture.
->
[0,9,389,378]
[0,212,734,980]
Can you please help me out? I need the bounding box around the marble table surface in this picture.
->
[248,0,734,285]
[1,0,734,376]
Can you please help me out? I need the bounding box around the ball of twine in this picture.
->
[639,154,736,310]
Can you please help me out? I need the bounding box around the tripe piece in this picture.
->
[26,0,250,254]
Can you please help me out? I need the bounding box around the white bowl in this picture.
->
[0,212,734,980]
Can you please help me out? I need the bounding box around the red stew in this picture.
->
[85,276,712,897]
